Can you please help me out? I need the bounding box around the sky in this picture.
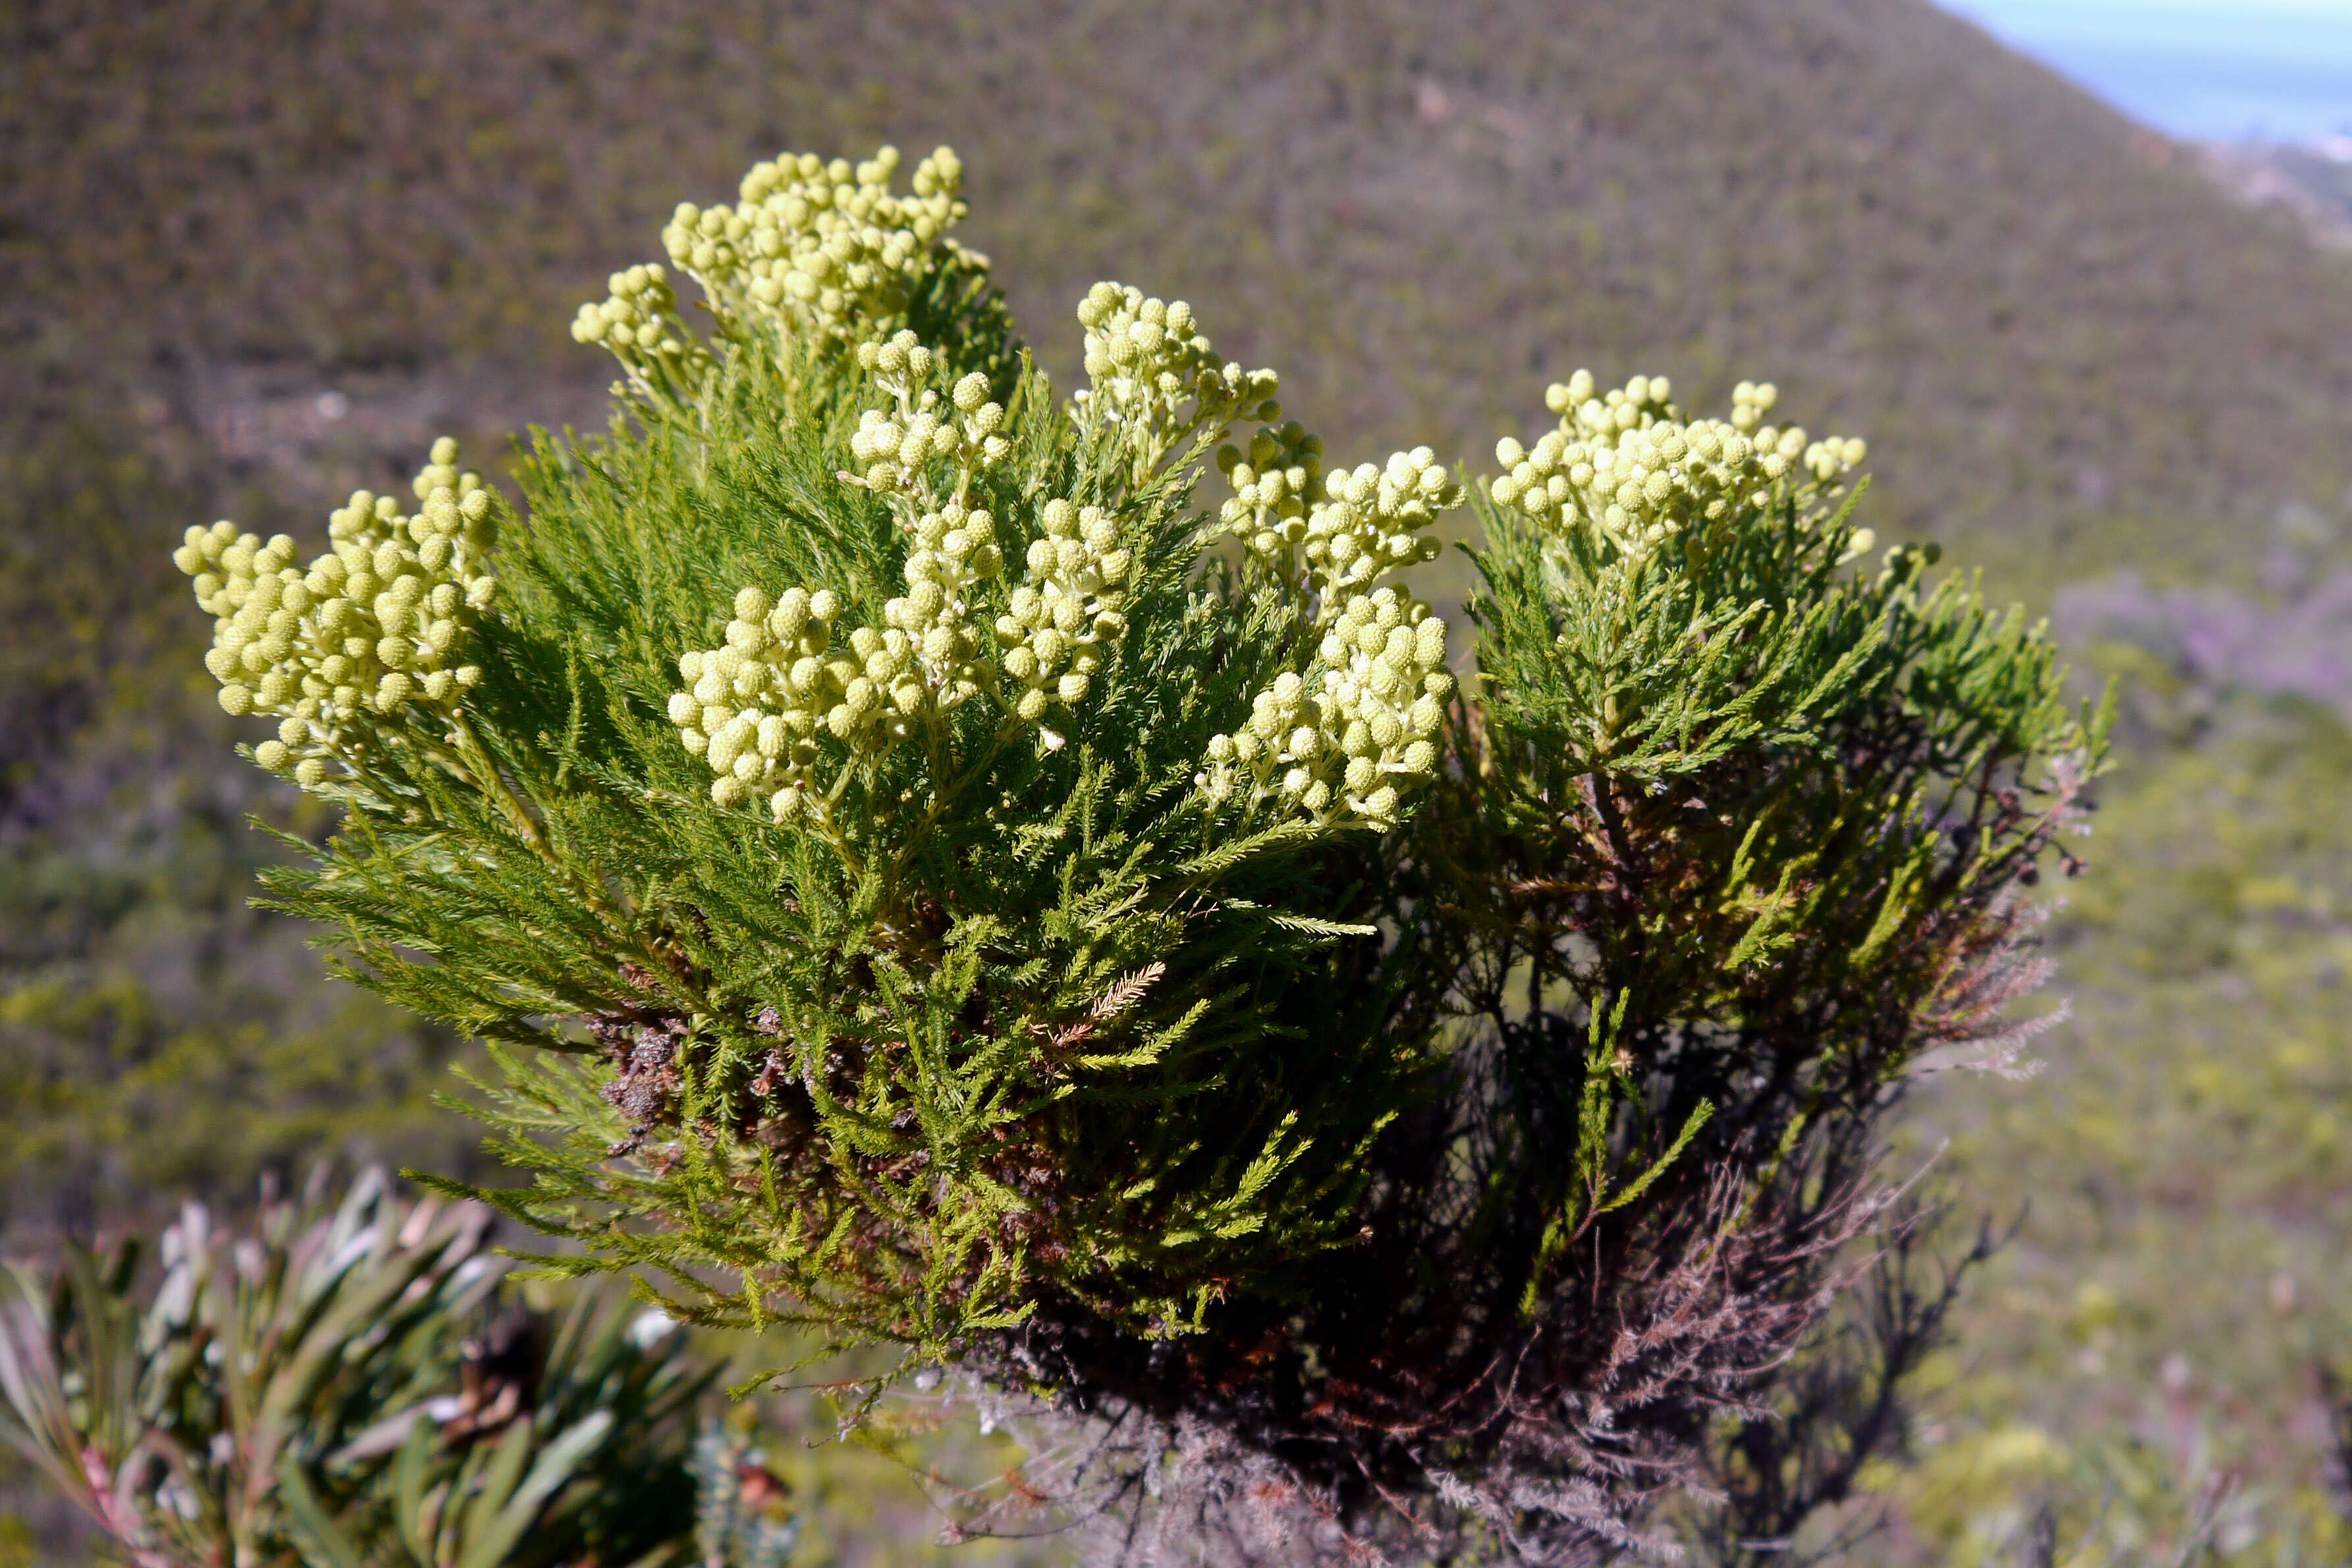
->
[1932,0,2352,141]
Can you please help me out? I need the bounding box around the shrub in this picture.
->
[167,142,2105,1561]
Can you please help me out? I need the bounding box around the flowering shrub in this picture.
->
[170,143,2105,1561]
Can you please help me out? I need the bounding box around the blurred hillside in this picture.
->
[1859,516,2352,1563]
[7,1,2352,1559]
[2201,139,2352,252]
[9,0,2352,565]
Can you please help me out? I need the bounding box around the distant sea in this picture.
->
[1933,0,2352,143]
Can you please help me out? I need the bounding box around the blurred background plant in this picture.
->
[0,1167,714,1567]
[0,1161,1086,1567]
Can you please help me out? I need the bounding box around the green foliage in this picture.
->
[1457,366,2093,1055]
[220,201,1435,1348]
[161,136,2108,1557]
[0,1169,709,1568]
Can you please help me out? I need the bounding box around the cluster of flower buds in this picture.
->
[674,331,1123,819]
[1218,432,1458,614]
[847,334,1011,719]
[1730,379,1872,487]
[1215,420,1322,583]
[174,439,496,789]
[1200,587,1451,830]
[1071,283,1280,478]
[995,498,1132,727]
[1489,370,1867,562]
[664,145,971,346]
[668,586,851,818]
[569,263,716,405]
[850,332,1013,480]
[1201,391,1462,828]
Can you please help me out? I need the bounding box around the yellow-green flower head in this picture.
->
[570,262,717,405]
[1493,371,1866,562]
[1072,282,1280,477]
[661,145,975,347]
[1217,420,1324,580]
[173,438,498,791]
[675,331,1141,821]
[1220,430,1460,618]
[670,585,855,820]
[849,331,1013,482]
[847,331,1011,722]
[1200,587,1451,830]
[993,497,1132,726]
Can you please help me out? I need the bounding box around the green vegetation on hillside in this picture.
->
[1872,538,2352,1564]
[0,424,479,1236]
